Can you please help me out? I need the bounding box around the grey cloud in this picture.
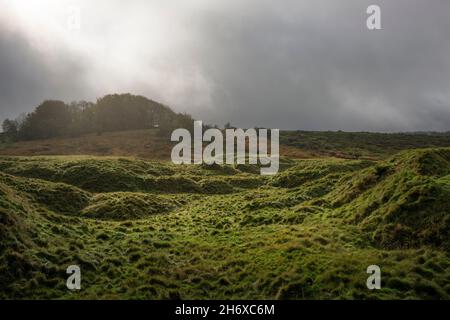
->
[0,28,93,125]
[188,0,450,131]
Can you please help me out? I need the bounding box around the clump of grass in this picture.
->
[81,192,179,220]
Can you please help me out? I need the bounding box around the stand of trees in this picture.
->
[2,94,194,140]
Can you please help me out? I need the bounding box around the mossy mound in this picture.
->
[0,172,90,215]
[0,157,174,193]
[0,157,256,194]
[388,148,450,176]
[0,182,30,253]
[60,163,146,192]
[0,181,43,296]
[81,192,179,220]
[270,159,372,188]
[198,178,234,194]
[329,148,450,249]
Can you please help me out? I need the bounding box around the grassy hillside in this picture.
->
[0,129,173,160]
[281,131,450,159]
[1,148,449,299]
[2,129,450,160]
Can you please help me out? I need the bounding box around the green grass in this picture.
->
[0,149,449,299]
[81,192,180,220]
[281,131,450,159]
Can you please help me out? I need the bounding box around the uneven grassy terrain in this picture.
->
[0,148,449,299]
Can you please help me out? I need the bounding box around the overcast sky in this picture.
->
[0,0,449,131]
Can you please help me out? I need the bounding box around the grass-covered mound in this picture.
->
[0,182,30,253]
[270,159,373,189]
[0,180,43,297]
[0,150,448,299]
[0,156,266,194]
[0,172,90,215]
[82,192,179,220]
[0,157,173,192]
[328,148,450,250]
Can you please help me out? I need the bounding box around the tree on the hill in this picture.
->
[18,100,71,140]
[11,93,197,141]
[96,94,171,133]
[2,119,18,136]
[157,112,194,138]
[67,100,97,136]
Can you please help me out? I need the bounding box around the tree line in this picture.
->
[2,94,195,140]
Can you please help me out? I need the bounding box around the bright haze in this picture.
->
[0,0,449,131]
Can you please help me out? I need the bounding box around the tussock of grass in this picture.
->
[82,192,179,220]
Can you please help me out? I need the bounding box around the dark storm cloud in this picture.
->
[189,0,450,131]
[0,0,449,131]
[0,28,92,125]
